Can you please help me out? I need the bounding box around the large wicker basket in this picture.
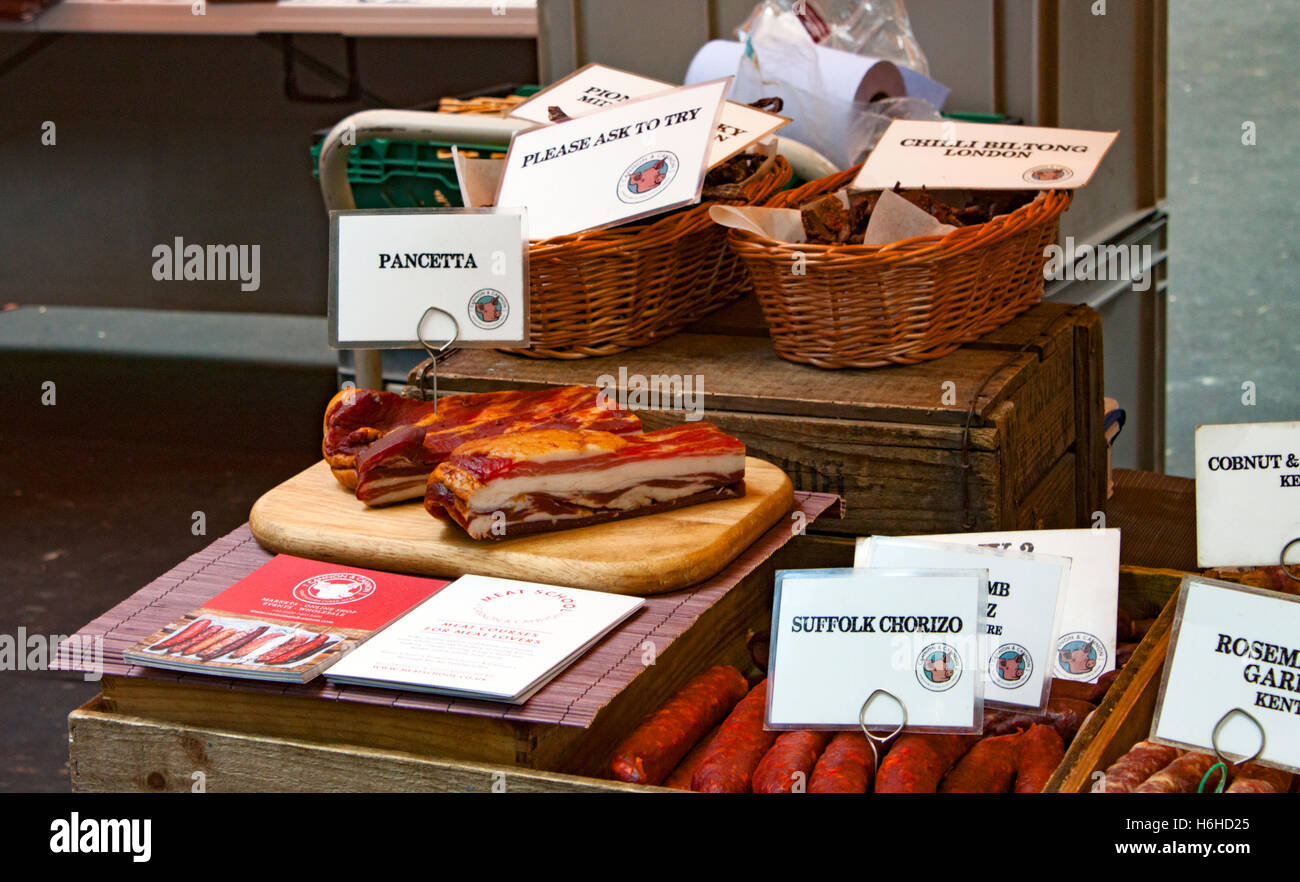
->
[507,154,792,359]
[725,165,1072,369]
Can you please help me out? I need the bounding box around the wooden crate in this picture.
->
[1047,567,1299,793]
[72,535,1177,794]
[428,301,1106,538]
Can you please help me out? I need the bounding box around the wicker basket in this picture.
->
[506,154,793,359]
[726,165,1072,369]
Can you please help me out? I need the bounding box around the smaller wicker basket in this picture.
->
[507,153,793,359]
[725,165,1072,369]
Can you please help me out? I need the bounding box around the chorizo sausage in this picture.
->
[268,634,333,666]
[1014,724,1065,793]
[940,733,1021,793]
[809,732,876,794]
[166,623,221,654]
[254,632,312,663]
[181,627,238,657]
[610,665,749,785]
[985,696,1095,744]
[196,625,268,661]
[1135,751,1217,793]
[663,725,720,790]
[752,730,830,793]
[150,618,211,651]
[1098,740,1183,793]
[692,679,778,793]
[1226,763,1293,793]
[875,734,979,793]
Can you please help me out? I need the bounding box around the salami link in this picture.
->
[752,730,831,793]
[663,726,720,790]
[197,625,269,662]
[1013,724,1065,793]
[611,665,749,785]
[167,624,221,655]
[182,627,238,657]
[875,734,979,793]
[150,618,211,652]
[809,732,876,794]
[1135,751,1217,793]
[1050,670,1120,705]
[940,733,1022,793]
[227,631,283,660]
[985,696,1095,744]
[255,632,312,664]
[1098,741,1184,793]
[267,634,333,666]
[1226,763,1293,794]
[692,680,778,793]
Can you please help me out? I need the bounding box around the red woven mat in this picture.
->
[61,492,839,728]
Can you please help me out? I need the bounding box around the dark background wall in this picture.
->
[0,33,537,315]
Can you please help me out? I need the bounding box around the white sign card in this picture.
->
[853,120,1119,191]
[329,207,528,348]
[494,79,731,241]
[859,529,1121,684]
[509,62,788,168]
[1194,421,1300,567]
[1151,576,1300,774]
[767,569,985,733]
[856,538,1069,712]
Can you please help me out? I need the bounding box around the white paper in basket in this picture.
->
[709,186,955,246]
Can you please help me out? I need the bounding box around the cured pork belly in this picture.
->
[322,387,641,507]
[426,424,746,540]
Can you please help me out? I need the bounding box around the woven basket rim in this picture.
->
[724,168,1072,263]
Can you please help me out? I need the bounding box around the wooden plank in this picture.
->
[249,458,792,595]
[1072,308,1108,525]
[1015,450,1077,530]
[70,699,667,794]
[664,410,1004,536]
[439,335,1037,427]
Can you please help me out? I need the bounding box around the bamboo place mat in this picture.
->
[61,491,839,728]
[1109,468,1197,572]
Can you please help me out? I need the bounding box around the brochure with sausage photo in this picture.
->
[324,574,645,704]
[124,555,449,683]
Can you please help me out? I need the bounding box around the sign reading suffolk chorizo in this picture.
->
[1195,421,1300,567]
[767,569,985,734]
[494,79,730,240]
[1151,576,1300,774]
[852,120,1117,191]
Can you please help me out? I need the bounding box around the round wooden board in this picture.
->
[249,457,794,595]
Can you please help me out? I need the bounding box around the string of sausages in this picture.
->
[608,666,1089,793]
[1098,740,1295,793]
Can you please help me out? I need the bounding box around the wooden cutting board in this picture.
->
[249,458,793,595]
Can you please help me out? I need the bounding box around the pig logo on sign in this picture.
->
[990,644,1032,688]
[616,151,680,204]
[468,288,508,330]
[916,644,962,692]
[1055,633,1107,681]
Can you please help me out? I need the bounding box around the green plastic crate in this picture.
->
[309,137,508,209]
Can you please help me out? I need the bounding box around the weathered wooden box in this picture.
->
[426,300,1107,538]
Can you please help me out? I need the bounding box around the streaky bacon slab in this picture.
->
[322,386,642,506]
[426,424,747,540]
